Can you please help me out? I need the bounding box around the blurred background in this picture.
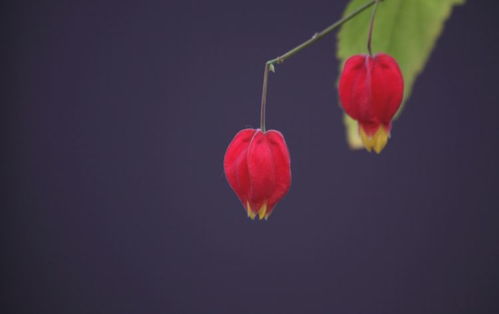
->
[2,1,499,313]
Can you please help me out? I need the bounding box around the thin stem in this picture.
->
[367,0,380,56]
[259,0,381,131]
[260,63,270,132]
[266,0,380,66]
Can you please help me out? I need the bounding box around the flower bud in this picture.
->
[339,53,404,153]
[224,129,291,220]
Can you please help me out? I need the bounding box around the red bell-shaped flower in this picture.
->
[339,53,404,153]
[224,128,291,220]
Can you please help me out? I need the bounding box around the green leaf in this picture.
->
[337,0,464,149]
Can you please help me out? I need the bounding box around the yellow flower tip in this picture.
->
[247,210,256,220]
[246,202,256,220]
[245,202,270,220]
[359,126,390,154]
[257,203,268,220]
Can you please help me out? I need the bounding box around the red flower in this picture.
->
[224,129,291,220]
[339,53,404,153]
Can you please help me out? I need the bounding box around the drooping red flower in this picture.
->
[339,53,404,153]
[224,128,291,220]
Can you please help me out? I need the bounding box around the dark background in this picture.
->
[2,1,499,313]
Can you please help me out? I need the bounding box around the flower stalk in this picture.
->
[259,0,383,131]
[367,0,381,56]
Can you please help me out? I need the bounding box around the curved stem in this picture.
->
[266,0,380,67]
[367,0,380,56]
[259,63,270,132]
[259,0,381,131]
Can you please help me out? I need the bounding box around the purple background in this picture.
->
[3,1,499,313]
